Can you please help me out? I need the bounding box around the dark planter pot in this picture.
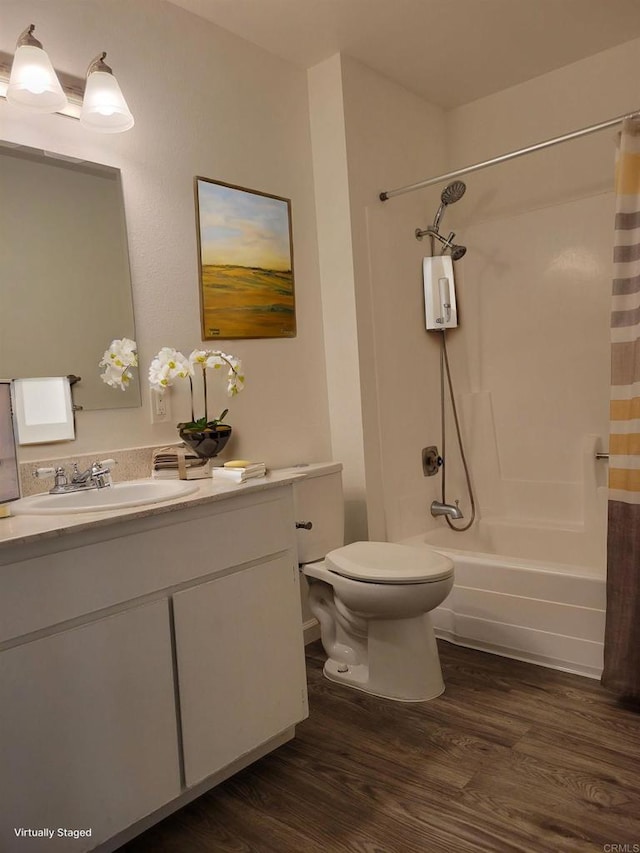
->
[179,425,232,459]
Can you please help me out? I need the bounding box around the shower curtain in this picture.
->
[602,116,640,700]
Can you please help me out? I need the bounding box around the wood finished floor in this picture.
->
[121,641,640,853]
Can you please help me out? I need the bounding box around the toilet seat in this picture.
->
[325,541,453,584]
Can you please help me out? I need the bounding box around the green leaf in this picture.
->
[177,409,231,432]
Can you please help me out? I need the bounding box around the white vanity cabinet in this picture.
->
[1,601,181,852]
[174,554,308,787]
[0,482,308,853]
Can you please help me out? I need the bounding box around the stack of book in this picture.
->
[212,460,267,483]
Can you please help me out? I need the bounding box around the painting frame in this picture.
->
[194,177,296,340]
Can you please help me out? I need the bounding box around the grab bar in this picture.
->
[595,452,609,460]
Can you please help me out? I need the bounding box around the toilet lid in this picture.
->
[325,541,454,584]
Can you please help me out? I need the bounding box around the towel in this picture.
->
[152,444,210,480]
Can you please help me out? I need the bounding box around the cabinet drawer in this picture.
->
[1,489,294,643]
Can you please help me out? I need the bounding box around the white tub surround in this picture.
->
[0,472,308,853]
[401,527,606,680]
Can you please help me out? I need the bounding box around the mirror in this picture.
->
[0,142,140,411]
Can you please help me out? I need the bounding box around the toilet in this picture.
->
[292,462,454,702]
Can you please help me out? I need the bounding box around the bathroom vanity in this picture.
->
[0,474,308,852]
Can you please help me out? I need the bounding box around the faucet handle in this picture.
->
[91,459,115,489]
[34,466,61,478]
[34,466,67,490]
[89,459,115,473]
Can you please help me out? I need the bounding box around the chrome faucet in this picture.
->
[34,459,115,494]
[70,461,113,489]
[431,499,464,520]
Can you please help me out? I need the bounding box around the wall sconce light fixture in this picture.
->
[0,24,134,133]
[6,25,67,113]
[80,53,134,133]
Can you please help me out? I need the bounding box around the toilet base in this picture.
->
[321,614,446,702]
[323,659,444,702]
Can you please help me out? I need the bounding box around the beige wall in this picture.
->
[1,0,332,468]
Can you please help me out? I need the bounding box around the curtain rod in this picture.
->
[379,109,639,202]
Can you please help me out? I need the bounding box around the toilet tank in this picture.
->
[288,462,344,564]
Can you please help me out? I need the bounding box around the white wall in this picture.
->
[341,56,449,542]
[1,0,332,468]
[309,54,447,541]
[307,55,367,543]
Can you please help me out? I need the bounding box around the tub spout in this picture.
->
[431,499,464,520]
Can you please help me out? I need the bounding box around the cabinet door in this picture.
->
[0,600,181,853]
[173,555,308,787]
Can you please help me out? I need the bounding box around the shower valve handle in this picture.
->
[422,447,442,477]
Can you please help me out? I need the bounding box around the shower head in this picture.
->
[432,180,466,231]
[440,181,466,206]
[415,180,467,259]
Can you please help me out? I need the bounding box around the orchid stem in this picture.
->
[189,375,195,423]
[202,365,208,423]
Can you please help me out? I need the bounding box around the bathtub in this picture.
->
[399,518,606,679]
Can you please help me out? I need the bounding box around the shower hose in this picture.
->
[439,328,476,531]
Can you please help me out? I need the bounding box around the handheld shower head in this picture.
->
[415,180,467,259]
[432,180,466,230]
[440,181,466,206]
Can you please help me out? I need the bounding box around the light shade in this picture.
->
[6,43,68,113]
[80,61,134,133]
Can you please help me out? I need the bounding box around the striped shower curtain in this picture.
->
[602,117,640,700]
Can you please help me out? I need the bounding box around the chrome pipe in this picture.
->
[379,110,640,202]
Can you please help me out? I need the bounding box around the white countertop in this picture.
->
[0,470,304,551]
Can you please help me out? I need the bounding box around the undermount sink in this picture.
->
[11,479,200,516]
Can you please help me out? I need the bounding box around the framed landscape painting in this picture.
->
[195,177,296,339]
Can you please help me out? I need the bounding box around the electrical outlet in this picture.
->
[150,390,170,424]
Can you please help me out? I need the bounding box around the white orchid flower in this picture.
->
[100,338,138,390]
[100,362,131,391]
[152,346,245,425]
[100,338,138,367]
[189,349,210,368]
[148,348,192,391]
[117,338,138,366]
[187,350,244,395]
[148,362,173,390]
